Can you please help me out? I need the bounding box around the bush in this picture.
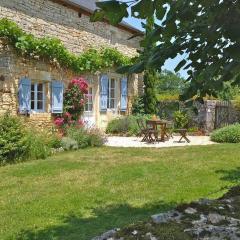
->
[47,134,62,149]
[106,115,150,136]
[25,131,52,160]
[233,95,240,111]
[66,127,89,149]
[0,114,28,164]
[61,137,79,151]
[66,126,106,149]
[211,124,240,143]
[87,128,107,147]
[132,96,145,115]
[173,110,189,129]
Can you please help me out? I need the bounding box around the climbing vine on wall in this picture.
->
[0,18,133,73]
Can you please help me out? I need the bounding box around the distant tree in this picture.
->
[217,82,240,100]
[157,70,187,95]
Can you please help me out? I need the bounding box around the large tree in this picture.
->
[91,0,240,100]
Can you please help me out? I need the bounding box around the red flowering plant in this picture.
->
[53,77,88,133]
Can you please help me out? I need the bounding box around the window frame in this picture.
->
[30,82,46,113]
[84,85,94,112]
[108,78,117,109]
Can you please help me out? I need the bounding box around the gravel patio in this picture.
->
[105,136,215,148]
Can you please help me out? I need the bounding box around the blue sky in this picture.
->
[123,17,188,79]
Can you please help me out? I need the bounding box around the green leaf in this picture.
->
[175,59,187,72]
[155,0,168,20]
[90,10,105,22]
[132,0,154,19]
[94,1,129,25]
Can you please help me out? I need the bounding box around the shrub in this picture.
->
[25,131,52,160]
[66,126,106,149]
[233,95,240,111]
[143,70,158,114]
[132,96,145,115]
[66,127,89,149]
[54,77,88,134]
[0,114,28,164]
[87,128,107,147]
[173,110,189,129]
[61,137,79,151]
[157,93,179,101]
[47,134,62,149]
[211,124,240,143]
[106,115,150,136]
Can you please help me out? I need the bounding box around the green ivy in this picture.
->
[0,18,132,73]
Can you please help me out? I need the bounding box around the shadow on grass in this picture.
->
[16,201,176,240]
[216,167,240,184]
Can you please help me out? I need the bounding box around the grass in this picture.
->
[0,144,240,239]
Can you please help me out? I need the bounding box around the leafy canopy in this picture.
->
[92,0,240,99]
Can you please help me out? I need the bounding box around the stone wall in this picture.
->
[0,41,73,130]
[0,43,140,130]
[157,100,240,134]
[0,0,143,130]
[0,0,141,56]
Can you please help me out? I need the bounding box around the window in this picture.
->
[100,75,118,111]
[30,82,45,112]
[108,78,116,109]
[85,86,93,112]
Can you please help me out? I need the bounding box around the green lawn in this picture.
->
[1,144,240,240]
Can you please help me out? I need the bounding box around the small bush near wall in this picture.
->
[173,110,189,129]
[65,126,106,149]
[106,115,151,136]
[25,130,61,160]
[0,114,28,164]
[0,114,62,165]
[211,124,240,143]
[61,137,79,151]
[132,96,145,115]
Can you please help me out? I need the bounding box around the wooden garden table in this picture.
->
[146,119,169,142]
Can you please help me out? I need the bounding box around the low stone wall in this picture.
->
[157,100,240,133]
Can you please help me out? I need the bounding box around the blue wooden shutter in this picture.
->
[100,75,109,111]
[19,77,31,113]
[51,81,64,113]
[121,77,128,111]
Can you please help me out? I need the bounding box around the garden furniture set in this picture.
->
[137,118,190,143]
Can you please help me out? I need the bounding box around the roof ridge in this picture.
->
[51,0,143,34]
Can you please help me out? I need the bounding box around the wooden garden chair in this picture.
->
[165,121,174,139]
[137,119,158,143]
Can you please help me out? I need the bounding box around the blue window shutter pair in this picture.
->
[19,77,31,113]
[18,78,64,114]
[121,77,128,111]
[51,81,64,113]
[100,75,109,111]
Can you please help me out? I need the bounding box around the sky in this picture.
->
[123,16,188,79]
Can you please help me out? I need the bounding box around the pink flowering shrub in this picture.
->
[54,77,89,133]
[69,77,88,94]
[54,117,65,127]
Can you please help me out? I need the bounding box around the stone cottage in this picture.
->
[0,0,143,129]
